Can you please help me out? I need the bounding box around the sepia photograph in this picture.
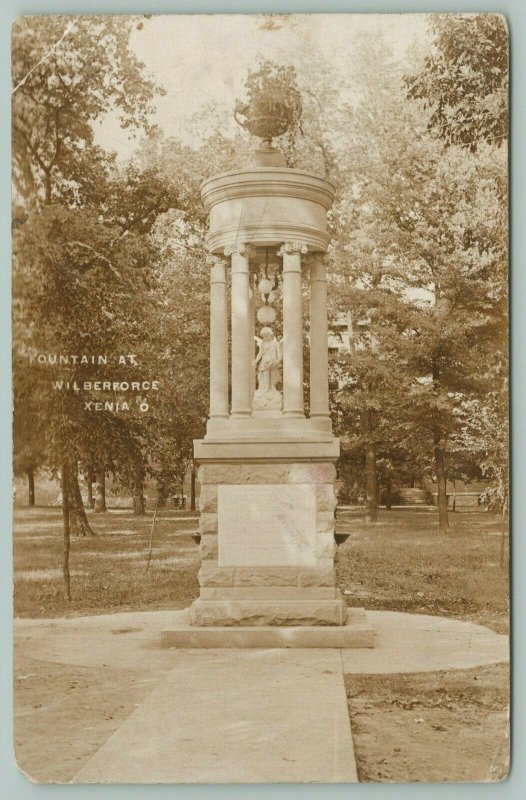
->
[11,12,509,784]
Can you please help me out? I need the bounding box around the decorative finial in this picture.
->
[234,60,303,167]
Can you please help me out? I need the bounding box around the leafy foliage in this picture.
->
[405,14,508,151]
[12,14,509,538]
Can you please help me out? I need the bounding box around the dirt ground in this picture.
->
[345,663,510,783]
[14,640,509,784]
[13,651,168,783]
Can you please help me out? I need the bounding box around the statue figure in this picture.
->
[253,326,283,410]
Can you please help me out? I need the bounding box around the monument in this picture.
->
[162,64,373,647]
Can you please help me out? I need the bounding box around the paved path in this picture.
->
[14,609,508,784]
[73,649,356,784]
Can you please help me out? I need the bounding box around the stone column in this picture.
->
[227,244,254,417]
[279,241,308,418]
[207,255,229,420]
[309,256,331,421]
[249,273,256,401]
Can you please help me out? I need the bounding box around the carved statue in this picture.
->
[253,327,283,410]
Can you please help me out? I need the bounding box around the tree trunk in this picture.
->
[132,462,145,515]
[365,442,378,523]
[67,465,96,536]
[156,485,167,508]
[190,463,196,511]
[94,467,106,513]
[86,467,94,508]
[61,463,71,601]
[133,492,145,515]
[27,468,35,507]
[362,410,378,523]
[385,477,393,510]
[433,434,449,532]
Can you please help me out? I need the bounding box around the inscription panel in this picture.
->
[218,484,316,567]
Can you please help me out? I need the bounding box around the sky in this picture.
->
[93,13,430,160]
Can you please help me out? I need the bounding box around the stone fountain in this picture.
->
[161,66,373,647]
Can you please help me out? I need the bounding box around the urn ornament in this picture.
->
[234,60,303,146]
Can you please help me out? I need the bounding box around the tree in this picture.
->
[12,15,161,206]
[405,14,508,151]
[452,370,509,513]
[142,205,209,508]
[329,308,417,522]
[327,30,507,531]
[12,16,173,592]
[13,354,46,506]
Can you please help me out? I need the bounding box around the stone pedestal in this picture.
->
[189,452,346,627]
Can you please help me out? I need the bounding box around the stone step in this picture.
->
[160,607,374,648]
[399,488,427,505]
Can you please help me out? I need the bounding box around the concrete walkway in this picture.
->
[14,609,508,784]
[73,649,356,784]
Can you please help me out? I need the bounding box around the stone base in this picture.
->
[189,597,347,626]
[161,607,374,649]
[192,451,344,627]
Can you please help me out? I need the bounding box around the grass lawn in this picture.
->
[13,505,509,631]
[336,508,509,634]
[13,506,200,618]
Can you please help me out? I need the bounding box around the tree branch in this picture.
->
[65,241,122,281]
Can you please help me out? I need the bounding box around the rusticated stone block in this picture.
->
[199,586,337,600]
[316,484,337,512]
[198,485,217,513]
[199,512,218,535]
[316,511,335,533]
[316,531,336,559]
[198,563,236,587]
[298,566,336,587]
[200,534,218,560]
[289,463,336,484]
[164,608,374,646]
[199,462,336,486]
[235,567,300,586]
[189,599,346,626]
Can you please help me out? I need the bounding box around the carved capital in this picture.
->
[206,254,228,267]
[304,251,330,265]
[277,241,309,257]
[224,243,257,258]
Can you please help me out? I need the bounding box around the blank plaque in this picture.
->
[217,483,317,566]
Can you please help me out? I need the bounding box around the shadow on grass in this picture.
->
[336,509,508,633]
[13,508,200,618]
